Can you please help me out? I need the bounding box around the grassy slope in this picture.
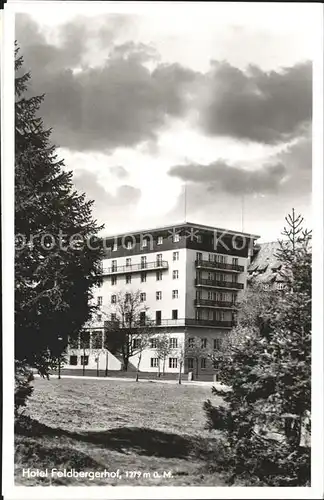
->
[15,378,226,486]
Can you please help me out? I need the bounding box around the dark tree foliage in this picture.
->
[15,45,104,380]
[204,209,311,486]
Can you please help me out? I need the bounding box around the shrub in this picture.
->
[15,361,34,418]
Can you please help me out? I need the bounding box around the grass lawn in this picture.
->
[15,377,226,486]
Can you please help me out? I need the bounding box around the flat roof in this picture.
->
[101,220,260,240]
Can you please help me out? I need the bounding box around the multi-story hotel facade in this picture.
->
[65,222,259,378]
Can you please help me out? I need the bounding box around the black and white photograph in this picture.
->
[1,1,323,498]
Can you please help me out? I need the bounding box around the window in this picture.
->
[140,311,146,326]
[156,311,162,325]
[157,236,163,245]
[188,337,194,348]
[215,310,225,321]
[141,272,147,283]
[113,241,117,251]
[141,256,147,268]
[133,338,141,349]
[111,294,116,304]
[92,330,103,349]
[169,338,178,349]
[140,292,146,302]
[156,253,163,264]
[201,358,206,369]
[196,252,202,261]
[69,355,78,366]
[232,274,238,283]
[173,270,179,279]
[97,296,103,306]
[125,293,131,302]
[111,313,117,321]
[172,309,178,320]
[126,274,132,284]
[69,336,79,349]
[214,338,222,350]
[173,233,180,242]
[80,330,90,348]
[150,358,159,368]
[97,314,102,322]
[156,291,162,301]
[277,282,284,290]
[187,358,194,370]
[111,276,117,285]
[150,338,158,349]
[208,253,213,262]
[156,271,162,281]
[142,238,148,248]
[201,338,207,349]
[173,251,179,261]
[196,234,202,243]
[169,358,178,368]
[126,258,132,267]
[80,355,89,366]
[127,240,133,249]
[112,259,117,271]
[216,254,226,263]
[232,257,238,266]
[172,290,179,299]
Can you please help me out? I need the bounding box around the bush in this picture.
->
[15,361,34,418]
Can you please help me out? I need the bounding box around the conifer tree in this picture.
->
[15,45,103,379]
[204,209,311,485]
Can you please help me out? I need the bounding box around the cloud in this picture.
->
[16,14,197,152]
[198,61,312,144]
[169,160,287,196]
[109,165,129,178]
[72,170,141,227]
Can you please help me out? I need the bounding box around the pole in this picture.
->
[184,182,187,223]
[178,360,183,384]
[83,345,86,376]
[58,336,63,379]
[105,350,108,377]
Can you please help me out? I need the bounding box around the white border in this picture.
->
[2,2,324,499]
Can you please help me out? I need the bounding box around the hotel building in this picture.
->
[65,222,260,378]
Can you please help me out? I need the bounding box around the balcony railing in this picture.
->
[195,278,244,290]
[104,317,235,329]
[102,260,168,275]
[195,298,238,309]
[186,318,235,328]
[195,259,244,272]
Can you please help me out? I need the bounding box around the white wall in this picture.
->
[97,248,187,324]
[64,348,122,370]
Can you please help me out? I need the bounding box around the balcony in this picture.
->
[102,260,168,275]
[104,317,235,329]
[195,298,238,309]
[195,259,244,272]
[195,278,244,290]
[185,318,235,328]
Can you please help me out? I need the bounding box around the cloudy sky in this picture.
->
[15,3,315,241]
